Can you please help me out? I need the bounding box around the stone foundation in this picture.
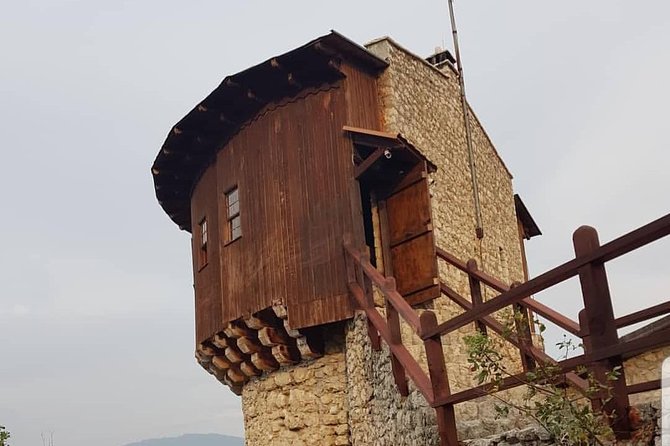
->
[241,331,349,446]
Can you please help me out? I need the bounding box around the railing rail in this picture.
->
[426,213,670,339]
[344,212,670,446]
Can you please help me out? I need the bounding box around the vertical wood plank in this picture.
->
[420,311,459,446]
[383,277,409,396]
[573,226,631,439]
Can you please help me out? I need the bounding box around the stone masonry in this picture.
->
[239,37,666,445]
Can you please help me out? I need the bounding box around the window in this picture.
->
[226,187,241,242]
[198,217,208,268]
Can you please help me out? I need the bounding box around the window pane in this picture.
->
[228,201,239,218]
[231,215,241,240]
[200,219,208,246]
[232,225,242,240]
[227,188,239,205]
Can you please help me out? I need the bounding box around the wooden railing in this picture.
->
[343,213,670,446]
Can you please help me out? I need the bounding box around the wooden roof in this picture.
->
[152,31,388,231]
[514,194,542,239]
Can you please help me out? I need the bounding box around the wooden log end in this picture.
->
[258,326,289,347]
[227,366,247,384]
[283,319,302,338]
[212,355,231,370]
[272,305,288,319]
[237,336,263,354]
[213,332,231,349]
[251,352,280,372]
[272,344,299,366]
[296,336,322,360]
[240,361,262,378]
[224,345,246,364]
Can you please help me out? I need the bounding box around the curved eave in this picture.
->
[152,31,388,232]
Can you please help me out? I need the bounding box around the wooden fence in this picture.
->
[343,213,670,446]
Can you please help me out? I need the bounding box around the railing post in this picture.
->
[466,259,487,335]
[358,249,381,351]
[383,277,409,396]
[512,282,536,372]
[573,226,631,439]
[420,311,458,446]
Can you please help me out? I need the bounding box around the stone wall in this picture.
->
[624,346,670,406]
[347,37,531,441]
[241,331,350,446]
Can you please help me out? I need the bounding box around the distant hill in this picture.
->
[123,433,244,446]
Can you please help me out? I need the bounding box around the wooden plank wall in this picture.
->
[190,62,381,341]
[190,165,223,342]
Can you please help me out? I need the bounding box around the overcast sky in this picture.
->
[1,1,668,445]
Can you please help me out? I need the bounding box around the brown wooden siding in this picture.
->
[190,165,223,342]
[188,63,381,335]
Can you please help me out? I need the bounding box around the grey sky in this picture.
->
[0,1,668,445]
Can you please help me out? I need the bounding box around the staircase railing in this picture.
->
[343,212,670,446]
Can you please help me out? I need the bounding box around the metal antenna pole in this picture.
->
[447,0,484,239]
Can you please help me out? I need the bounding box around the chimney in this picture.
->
[426,47,456,71]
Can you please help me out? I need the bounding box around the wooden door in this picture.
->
[380,162,440,305]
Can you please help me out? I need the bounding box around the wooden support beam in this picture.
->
[195,350,212,366]
[258,326,291,347]
[237,336,264,354]
[227,365,247,384]
[212,355,231,370]
[224,78,240,88]
[213,332,233,349]
[198,342,224,357]
[240,361,262,378]
[209,364,228,381]
[354,147,385,179]
[574,226,632,439]
[296,336,323,360]
[224,320,254,339]
[246,89,263,103]
[272,344,300,366]
[272,305,288,320]
[287,73,301,89]
[224,344,246,364]
[245,309,280,330]
[251,351,280,372]
[283,319,302,338]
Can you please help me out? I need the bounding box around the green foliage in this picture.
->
[0,425,10,446]
[463,316,618,446]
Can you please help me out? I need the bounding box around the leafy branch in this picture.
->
[0,425,10,446]
[463,315,619,445]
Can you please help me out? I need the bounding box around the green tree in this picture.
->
[0,425,10,446]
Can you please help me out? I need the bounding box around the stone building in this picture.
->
[152,31,543,445]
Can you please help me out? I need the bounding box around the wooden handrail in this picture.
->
[423,213,670,339]
[344,241,422,335]
[615,300,670,328]
[437,247,582,336]
[440,282,588,393]
[437,247,509,293]
[433,326,670,407]
[519,298,581,336]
